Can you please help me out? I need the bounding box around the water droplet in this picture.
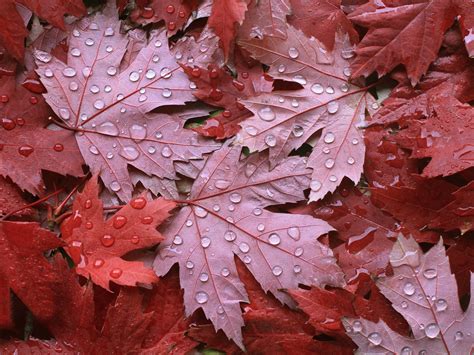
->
[110,181,121,192]
[311,83,324,94]
[455,331,464,340]
[229,193,242,203]
[162,88,172,98]
[294,247,304,257]
[340,83,349,92]
[257,223,265,232]
[195,291,208,304]
[110,268,123,279]
[368,332,382,345]
[141,216,153,225]
[292,124,304,137]
[326,86,335,94]
[105,45,113,53]
[288,47,299,58]
[105,27,114,36]
[325,158,335,169]
[129,124,147,141]
[400,346,412,355]
[224,230,236,242]
[101,234,115,247]
[425,323,440,338]
[423,268,437,279]
[403,282,415,296]
[287,226,300,240]
[113,215,127,229]
[435,299,447,312]
[89,145,99,155]
[323,147,330,154]
[310,180,322,192]
[268,233,281,245]
[258,107,276,121]
[154,40,162,47]
[352,138,359,145]
[44,69,54,78]
[129,71,140,82]
[161,146,172,157]
[97,121,119,136]
[195,206,208,218]
[62,67,76,77]
[69,82,78,91]
[239,242,250,253]
[186,219,193,227]
[352,321,362,333]
[107,66,117,76]
[221,267,230,277]
[293,75,306,85]
[201,237,211,248]
[131,197,147,209]
[36,51,52,63]
[152,55,160,63]
[265,134,277,147]
[324,132,335,144]
[343,67,351,77]
[186,261,194,269]
[217,306,225,315]
[199,272,209,282]
[329,175,337,182]
[94,99,105,110]
[245,125,258,136]
[293,265,302,273]
[85,38,95,46]
[89,22,99,30]
[401,301,408,309]
[215,179,231,189]
[93,259,104,268]
[160,67,172,79]
[120,146,139,161]
[90,85,100,94]
[253,208,262,216]
[272,265,283,276]
[106,152,114,159]
[327,101,339,114]
[173,235,183,245]
[371,102,380,110]
[278,64,286,73]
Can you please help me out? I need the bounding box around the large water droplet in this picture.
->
[287,226,300,240]
[69,82,79,91]
[293,75,307,85]
[145,69,156,79]
[455,331,464,341]
[199,272,209,282]
[107,66,117,76]
[101,234,115,247]
[245,126,258,136]
[403,282,415,296]
[268,233,281,246]
[327,101,339,114]
[85,38,95,46]
[201,237,211,248]
[161,146,172,157]
[113,215,127,229]
[265,134,277,147]
[258,107,276,122]
[160,67,172,79]
[324,132,335,144]
[229,193,242,203]
[310,180,322,192]
[288,47,299,58]
[272,265,283,276]
[294,247,304,257]
[63,67,76,77]
[435,299,447,312]
[110,181,121,192]
[173,235,183,245]
[89,145,99,155]
[97,121,119,136]
[423,268,437,279]
[325,158,335,169]
[162,88,172,98]
[352,321,363,333]
[129,71,140,82]
[215,179,231,189]
[195,206,208,218]
[129,124,147,141]
[224,230,236,242]
[293,265,302,273]
[94,99,105,110]
[311,83,324,94]
[239,242,250,253]
[221,268,230,277]
[195,291,208,304]
[186,261,194,269]
[400,346,412,355]
[120,146,139,161]
[368,332,382,345]
[424,323,440,338]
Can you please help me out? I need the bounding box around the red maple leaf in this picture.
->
[0,73,84,195]
[0,0,86,60]
[61,175,176,290]
[0,221,63,328]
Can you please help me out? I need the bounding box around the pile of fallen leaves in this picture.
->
[0,0,473,353]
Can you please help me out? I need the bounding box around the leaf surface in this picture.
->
[154,146,345,347]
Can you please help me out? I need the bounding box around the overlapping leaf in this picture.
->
[61,176,175,290]
[35,3,220,201]
[238,25,374,201]
[344,236,474,354]
[0,73,83,195]
[239,0,291,39]
[154,146,345,347]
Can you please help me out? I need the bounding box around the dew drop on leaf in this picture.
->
[221,267,230,277]
[294,247,304,257]
[403,282,415,296]
[110,268,123,279]
[96,121,119,136]
[161,146,172,158]
[368,332,382,345]
[199,272,209,282]
[224,230,236,242]
[195,206,208,218]
[239,242,250,253]
[195,291,209,304]
[110,181,121,192]
[268,233,281,245]
[173,235,183,245]
[258,107,276,121]
[424,323,440,338]
[120,146,139,161]
[311,83,324,94]
[287,226,300,240]
[101,234,115,247]
[186,261,194,269]
[352,321,362,333]
[423,268,437,279]
[435,299,447,312]
[288,47,299,58]
[201,237,211,248]
[272,265,283,276]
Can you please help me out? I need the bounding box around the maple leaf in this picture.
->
[131,0,200,36]
[292,183,401,280]
[154,146,345,347]
[348,0,473,84]
[239,0,291,39]
[238,25,375,201]
[0,73,84,195]
[208,0,248,60]
[0,0,86,60]
[394,95,474,178]
[35,3,220,201]
[183,62,272,139]
[429,181,474,234]
[60,176,176,290]
[0,221,63,328]
[287,0,359,51]
[447,237,474,298]
[344,235,474,354]
[0,177,34,218]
